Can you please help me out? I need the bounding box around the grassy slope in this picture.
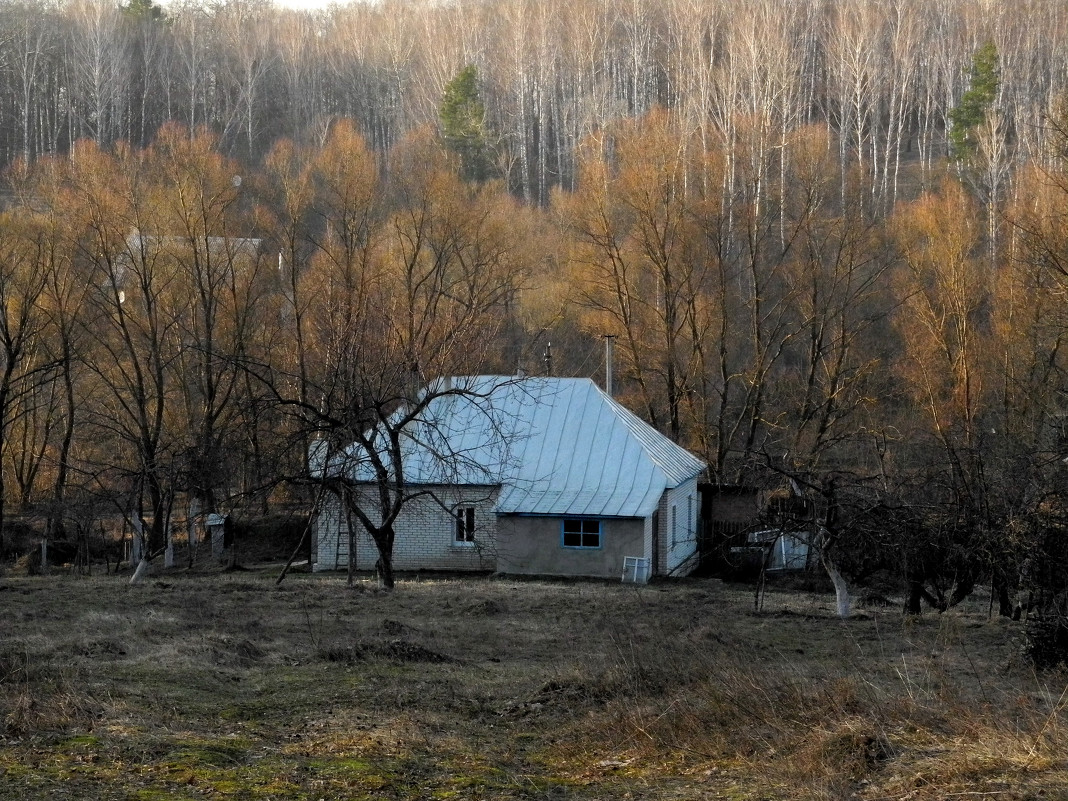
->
[0,571,1064,800]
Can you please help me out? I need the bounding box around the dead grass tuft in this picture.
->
[1,645,101,737]
[209,636,266,668]
[4,684,100,737]
[70,638,127,659]
[463,598,505,616]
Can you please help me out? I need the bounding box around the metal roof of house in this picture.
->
[336,376,706,519]
[126,232,262,256]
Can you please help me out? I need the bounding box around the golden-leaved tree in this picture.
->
[261,124,531,588]
[59,138,181,560]
[892,179,1000,610]
[148,125,273,523]
[561,109,709,446]
[0,181,60,551]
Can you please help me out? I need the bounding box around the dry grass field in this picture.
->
[0,566,1066,800]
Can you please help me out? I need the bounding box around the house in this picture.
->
[312,376,707,580]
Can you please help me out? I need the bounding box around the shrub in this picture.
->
[1025,617,1068,669]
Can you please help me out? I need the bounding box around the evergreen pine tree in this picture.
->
[949,41,1000,161]
[440,65,493,182]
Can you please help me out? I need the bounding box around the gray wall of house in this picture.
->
[496,516,645,578]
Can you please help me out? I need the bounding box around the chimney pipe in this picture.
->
[604,335,615,396]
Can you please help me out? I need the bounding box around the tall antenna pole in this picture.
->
[604,335,615,396]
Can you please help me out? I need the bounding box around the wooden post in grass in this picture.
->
[187,498,200,567]
[164,527,174,568]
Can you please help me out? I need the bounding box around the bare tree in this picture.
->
[63,139,182,568]
[0,193,59,550]
[259,126,528,588]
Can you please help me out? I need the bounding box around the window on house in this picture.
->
[562,519,601,549]
[455,506,476,544]
[671,505,677,547]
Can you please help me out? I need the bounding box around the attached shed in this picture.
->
[313,376,707,580]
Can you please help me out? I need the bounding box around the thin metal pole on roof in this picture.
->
[604,335,615,396]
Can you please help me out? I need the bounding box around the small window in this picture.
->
[671,505,677,547]
[562,519,601,549]
[455,506,476,544]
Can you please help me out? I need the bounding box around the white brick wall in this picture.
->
[313,480,701,578]
[655,477,699,576]
[313,485,499,573]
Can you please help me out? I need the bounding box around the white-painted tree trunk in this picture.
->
[130,557,152,585]
[822,552,851,619]
[130,514,143,566]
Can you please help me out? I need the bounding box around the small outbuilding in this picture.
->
[746,528,810,572]
[206,513,228,558]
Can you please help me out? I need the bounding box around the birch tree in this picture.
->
[65,0,129,147]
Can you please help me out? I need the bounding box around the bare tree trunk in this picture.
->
[822,551,851,619]
[345,497,357,587]
[164,524,174,568]
[376,545,395,590]
[129,505,150,584]
[130,556,152,584]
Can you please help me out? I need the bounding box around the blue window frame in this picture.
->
[561,518,602,549]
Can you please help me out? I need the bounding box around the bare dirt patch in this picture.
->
[0,571,1065,799]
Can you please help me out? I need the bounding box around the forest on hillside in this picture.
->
[0,0,1067,619]
[1,0,1067,203]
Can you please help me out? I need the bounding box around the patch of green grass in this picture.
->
[166,738,254,768]
[308,755,389,785]
[146,749,306,799]
[60,733,101,748]
[134,790,201,801]
[0,746,124,795]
